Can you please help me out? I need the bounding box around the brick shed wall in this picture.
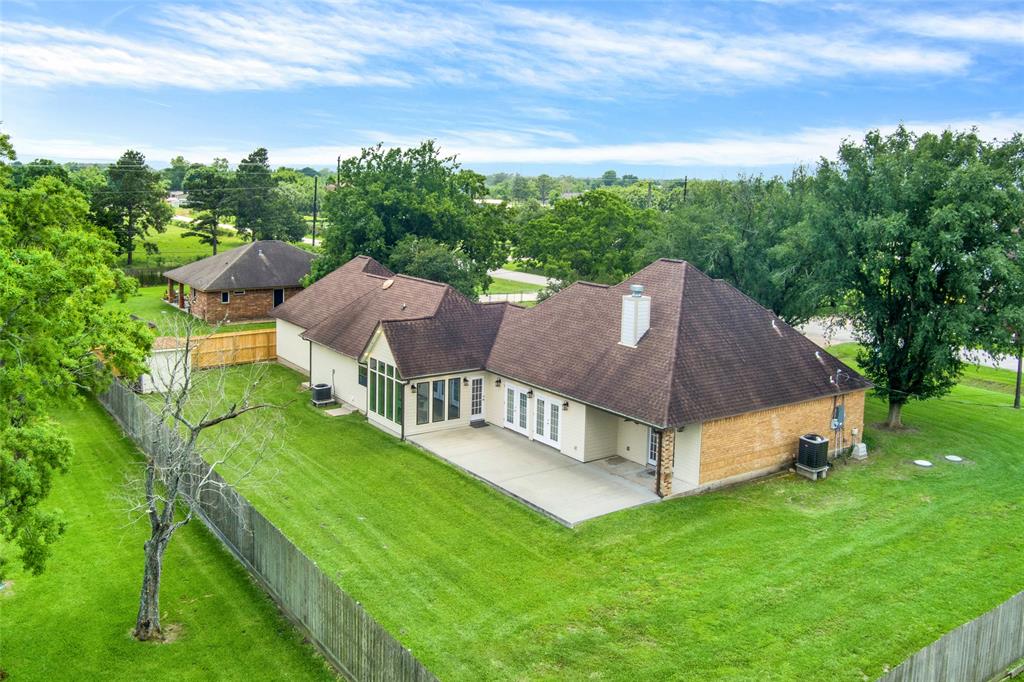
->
[189,287,302,323]
[698,390,866,486]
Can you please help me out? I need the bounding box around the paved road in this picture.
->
[488,268,550,286]
[798,317,1020,372]
[479,292,539,304]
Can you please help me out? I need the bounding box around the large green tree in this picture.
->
[90,150,172,265]
[0,133,151,579]
[182,164,233,254]
[647,173,821,325]
[388,235,479,298]
[162,155,190,192]
[814,127,1024,427]
[315,141,508,291]
[233,149,306,242]
[517,189,657,284]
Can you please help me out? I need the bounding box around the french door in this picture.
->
[534,393,561,449]
[470,377,484,421]
[504,384,529,436]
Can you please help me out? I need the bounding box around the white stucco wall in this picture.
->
[673,423,702,487]
[139,347,188,394]
[617,419,650,465]
[276,319,309,372]
[583,407,620,461]
[309,342,364,410]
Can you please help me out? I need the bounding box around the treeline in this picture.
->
[485,168,657,202]
[8,149,318,264]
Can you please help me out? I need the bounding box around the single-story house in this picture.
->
[272,255,871,498]
[164,240,314,324]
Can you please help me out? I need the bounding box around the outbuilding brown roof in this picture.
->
[163,240,314,291]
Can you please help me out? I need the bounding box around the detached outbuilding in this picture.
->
[163,240,314,324]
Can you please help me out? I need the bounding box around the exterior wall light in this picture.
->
[527,390,534,398]
[562,401,569,411]
[495,378,502,387]
[463,377,469,385]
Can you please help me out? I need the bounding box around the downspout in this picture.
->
[307,340,312,386]
[400,382,407,441]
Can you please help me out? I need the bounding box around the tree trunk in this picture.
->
[134,534,167,640]
[1015,343,1022,410]
[886,400,904,428]
[126,244,134,266]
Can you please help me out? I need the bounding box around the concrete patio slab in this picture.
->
[409,425,659,526]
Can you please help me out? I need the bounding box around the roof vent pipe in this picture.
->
[620,285,651,347]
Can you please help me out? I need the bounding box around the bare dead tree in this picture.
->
[129,315,281,641]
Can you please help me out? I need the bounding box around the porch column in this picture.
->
[178,282,185,308]
[167,278,174,303]
[655,428,675,498]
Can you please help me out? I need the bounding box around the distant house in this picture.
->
[164,240,314,324]
[273,256,871,500]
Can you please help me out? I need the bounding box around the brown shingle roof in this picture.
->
[270,255,393,330]
[302,275,452,358]
[486,259,871,427]
[381,299,512,379]
[163,240,314,291]
[283,256,870,427]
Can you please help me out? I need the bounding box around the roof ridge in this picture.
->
[660,261,689,427]
[393,273,451,288]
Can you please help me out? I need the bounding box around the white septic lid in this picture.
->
[913,459,933,468]
[945,455,964,462]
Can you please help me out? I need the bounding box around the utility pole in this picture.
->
[682,176,688,203]
[311,175,319,248]
[647,181,652,209]
[336,155,341,187]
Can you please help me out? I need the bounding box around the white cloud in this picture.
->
[886,11,1024,44]
[18,115,1022,169]
[0,0,978,93]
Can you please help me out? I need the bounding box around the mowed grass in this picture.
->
[483,277,544,295]
[0,400,335,681]
[181,357,1023,681]
[121,222,246,267]
[109,285,275,335]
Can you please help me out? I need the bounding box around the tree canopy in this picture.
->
[233,148,306,242]
[0,133,152,579]
[646,173,821,325]
[814,127,1024,426]
[517,189,657,284]
[89,150,172,265]
[314,141,508,292]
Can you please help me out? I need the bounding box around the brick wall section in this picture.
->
[698,390,866,485]
[656,428,676,497]
[188,287,302,323]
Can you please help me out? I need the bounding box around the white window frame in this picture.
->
[648,427,659,467]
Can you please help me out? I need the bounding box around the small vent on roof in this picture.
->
[401,303,407,310]
[382,279,394,290]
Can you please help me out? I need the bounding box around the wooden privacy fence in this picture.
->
[192,328,276,368]
[878,590,1024,682]
[97,379,439,682]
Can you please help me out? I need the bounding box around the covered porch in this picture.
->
[165,277,189,311]
[408,424,660,526]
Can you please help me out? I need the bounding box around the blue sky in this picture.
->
[2,0,1022,177]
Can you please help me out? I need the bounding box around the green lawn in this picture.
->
[121,222,246,268]
[176,354,1024,681]
[109,285,275,336]
[483,277,544,295]
[0,400,335,681]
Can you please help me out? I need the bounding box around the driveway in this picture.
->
[409,425,658,526]
[799,317,1020,372]
[487,267,551,287]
